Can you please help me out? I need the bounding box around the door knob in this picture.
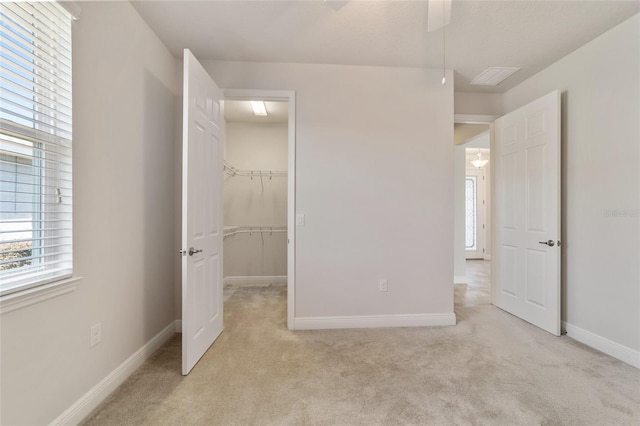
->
[538,240,555,247]
[188,247,203,256]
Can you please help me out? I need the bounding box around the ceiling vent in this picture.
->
[469,67,520,86]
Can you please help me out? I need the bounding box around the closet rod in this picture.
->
[224,229,287,239]
[224,160,287,178]
[224,225,287,239]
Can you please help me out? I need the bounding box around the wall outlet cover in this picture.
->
[90,323,102,347]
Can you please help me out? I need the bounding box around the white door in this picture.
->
[182,49,224,375]
[493,90,561,336]
[465,168,486,259]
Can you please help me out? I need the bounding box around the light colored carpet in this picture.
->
[83,262,640,425]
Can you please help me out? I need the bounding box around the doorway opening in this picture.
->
[222,90,296,329]
[464,136,490,260]
[453,117,496,308]
[222,99,288,304]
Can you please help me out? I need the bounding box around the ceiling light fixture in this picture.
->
[471,150,489,168]
[251,101,267,116]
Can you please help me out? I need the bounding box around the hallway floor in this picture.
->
[83,264,640,425]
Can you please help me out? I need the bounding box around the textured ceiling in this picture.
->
[131,0,640,94]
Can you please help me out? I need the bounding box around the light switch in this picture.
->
[296,213,305,226]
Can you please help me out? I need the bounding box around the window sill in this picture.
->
[0,276,83,315]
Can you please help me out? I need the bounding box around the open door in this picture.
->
[493,90,561,336]
[181,49,224,375]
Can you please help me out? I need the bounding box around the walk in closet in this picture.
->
[223,100,288,287]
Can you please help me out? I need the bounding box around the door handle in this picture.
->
[538,240,555,247]
[188,247,203,256]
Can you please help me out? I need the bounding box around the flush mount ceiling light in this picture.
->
[472,150,489,168]
[470,67,520,86]
[250,101,267,116]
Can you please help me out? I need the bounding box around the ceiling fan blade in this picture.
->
[427,0,452,32]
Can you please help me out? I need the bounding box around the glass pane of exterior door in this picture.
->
[465,176,477,251]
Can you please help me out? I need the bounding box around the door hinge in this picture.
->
[482,224,485,229]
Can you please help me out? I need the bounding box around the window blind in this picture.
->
[0,1,73,295]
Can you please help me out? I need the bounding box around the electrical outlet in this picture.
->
[90,323,102,347]
[296,213,305,226]
[379,279,388,292]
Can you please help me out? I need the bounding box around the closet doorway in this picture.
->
[222,90,296,329]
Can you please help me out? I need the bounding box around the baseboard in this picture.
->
[50,321,177,425]
[175,319,182,333]
[294,313,456,330]
[223,275,287,286]
[454,275,467,284]
[562,321,640,369]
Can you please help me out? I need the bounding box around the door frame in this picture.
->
[223,89,296,330]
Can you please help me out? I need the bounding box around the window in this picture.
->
[1,2,73,296]
[465,176,477,251]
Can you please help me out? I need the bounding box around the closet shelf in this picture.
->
[223,225,287,239]
[224,160,287,179]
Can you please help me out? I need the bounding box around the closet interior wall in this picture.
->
[223,104,288,284]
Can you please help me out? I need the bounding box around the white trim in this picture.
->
[0,276,82,315]
[50,321,177,425]
[223,276,287,286]
[454,275,467,284]
[483,254,492,260]
[175,320,183,333]
[454,114,500,124]
[294,313,456,330]
[286,95,296,331]
[563,321,640,369]
[223,88,296,331]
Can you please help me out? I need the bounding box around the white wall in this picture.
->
[454,92,503,116]
[224,122,288,278]
[0,2,179,424]
[454,123,490,145]
[453,145,467,283]
[503,14,640,360]
[205,61,455,323]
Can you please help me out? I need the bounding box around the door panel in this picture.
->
[494,90,561,336]
[465,168,486,259]
[182,49,224,375]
